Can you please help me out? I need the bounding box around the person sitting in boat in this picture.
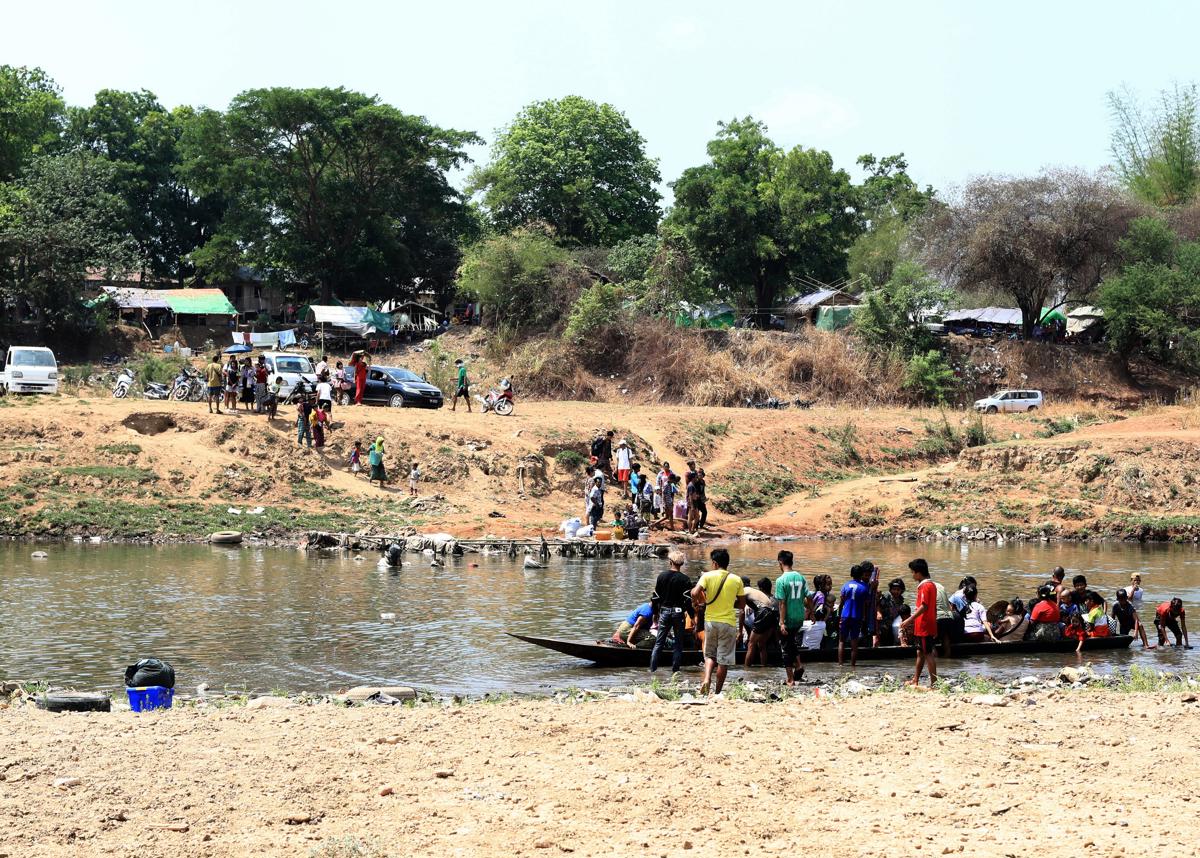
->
[949,576,978,642]
[1063,612,1087,650]
[802,606,828,650]
[876,578,907,646]
[1028,586,1063,642]
[986,599,1029,642]
[612,603,654,649]
[960,585,994,643]
[1081,591,1110,636]
[895,604,913,646]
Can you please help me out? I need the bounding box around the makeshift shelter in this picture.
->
[814,305,857,331]
[1067,306,1106,341]
[384,301,444,334]
[942,307,1025,335]
[781,288,859,330]
[160,289,237,322]
[306,305,377,337]
[672,301,736,329]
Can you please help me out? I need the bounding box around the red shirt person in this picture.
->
[1154,598,1189,647]
[900,558,939,688]
[354,355,368,405]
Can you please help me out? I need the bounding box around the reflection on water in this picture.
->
[1,540,1198,693]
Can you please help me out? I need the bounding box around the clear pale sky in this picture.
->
[3,0,1196,200]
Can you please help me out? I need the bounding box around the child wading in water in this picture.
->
[349,440,363,474]
[369,437,387,487]
[408,462,421,497]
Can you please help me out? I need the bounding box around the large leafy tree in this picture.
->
[669,117,859,323]
[180,87,478,303]
[0,65,65,181]
[457,227,577,331]
[854,261,952,356]
[920,169,1138,338]
[66,90,220,281]
[1098,216,1200,368]
[0,153,134,337]
[469,96,661,246]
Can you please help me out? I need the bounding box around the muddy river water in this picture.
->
[2,540,1198,694]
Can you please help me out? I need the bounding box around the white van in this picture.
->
[974,389,1043,414]
[261,351,317,399]
[0,346,59,394]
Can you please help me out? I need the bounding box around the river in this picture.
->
[2,540,1198,694]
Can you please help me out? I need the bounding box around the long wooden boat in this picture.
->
[507,632,1134,668]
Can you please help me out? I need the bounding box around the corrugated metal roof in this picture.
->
[943,307,1023,326]
[786,288,838,313]
[102,286,171,310]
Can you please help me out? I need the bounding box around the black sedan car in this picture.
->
[345,366,444,408]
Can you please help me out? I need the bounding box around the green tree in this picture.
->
[0,153,134,339]
[67,91,220,281]
[1109,83,1200,207]
[469,96,661,246]
[605,233,657,283]
[638,222,714,313]
[457,228,577,331]
[0,65,65,181]
[846,153,935,290]
[1098,216,1200,368]
[564,280,628,346]
[920,169,1137,338]
[854,261,952,355]
[669,118,859,324]
[180,87,478,304]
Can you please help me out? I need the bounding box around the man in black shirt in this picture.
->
[649,549,694,676]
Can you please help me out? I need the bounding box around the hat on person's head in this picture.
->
[618,439,627,447]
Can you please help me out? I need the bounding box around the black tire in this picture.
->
[494,397,514,416]
[113,387,127,399]
[38,692,111,713]
[985,405,998,414]
[171,385,188,401]
[1026,405,1037,412]
[339,392,351,407]
[389,394,405,408]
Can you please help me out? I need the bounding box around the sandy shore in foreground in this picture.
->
[1,691,1197,857]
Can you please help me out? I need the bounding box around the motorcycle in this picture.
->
[479,379,514,416]
[143,381,170,400]
[171,367,205,402]
[112,367,135,399]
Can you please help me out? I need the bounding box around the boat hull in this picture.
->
[506,632,1135,668]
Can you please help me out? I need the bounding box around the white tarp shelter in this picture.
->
[305,305,377,336]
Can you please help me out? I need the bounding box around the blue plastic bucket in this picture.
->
[127,686,174,712]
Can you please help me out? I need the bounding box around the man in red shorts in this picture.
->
[901,558,939,687]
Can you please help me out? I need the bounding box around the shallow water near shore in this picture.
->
[3,540,1200,694]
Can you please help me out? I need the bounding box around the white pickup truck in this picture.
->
[0,346,59,394]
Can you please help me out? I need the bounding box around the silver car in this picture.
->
[974,389,1043,414]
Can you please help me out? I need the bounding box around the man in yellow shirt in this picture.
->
[690,548,745,695]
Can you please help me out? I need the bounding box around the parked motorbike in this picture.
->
[112,367,135,399]
[479,379,514,416]
[170,367,205,402]
[143,381,170,400]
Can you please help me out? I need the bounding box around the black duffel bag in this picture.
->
[124,658,176,689]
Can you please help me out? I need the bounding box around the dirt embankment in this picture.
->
[5,391,1200,543]
[745,406,1200,542]
[1,691,1195,857]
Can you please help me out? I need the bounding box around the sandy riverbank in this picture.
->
[1,689,1197,857]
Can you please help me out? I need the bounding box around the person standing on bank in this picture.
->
[649,549,694,677]
[901,558,939,687]
[451,358,471,412]
[691,548,745,696]
[774,550,811,686]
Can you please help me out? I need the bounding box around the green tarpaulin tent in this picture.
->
[162,289,237,316]
[1039,308,1068,325]
[815,305,856,331]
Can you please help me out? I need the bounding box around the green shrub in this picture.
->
[134,352,187,385]
[963,415,992,448]
[903,350,956,404]
[564,281,628,346]
[554,450,586,470]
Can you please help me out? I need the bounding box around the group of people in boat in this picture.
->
[609,552,1190,695]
